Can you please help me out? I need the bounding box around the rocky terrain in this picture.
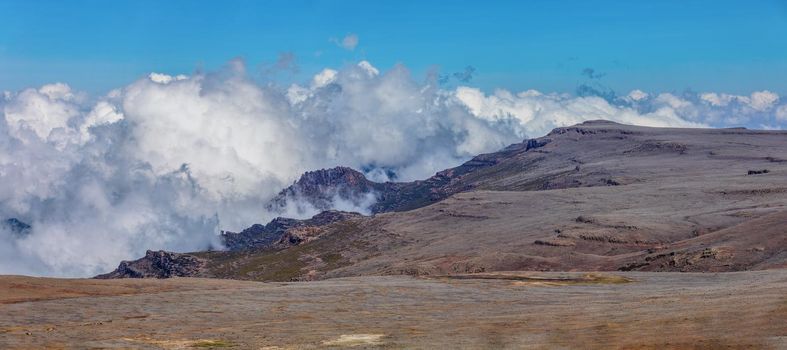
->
[221,210,362,251]
[100,121,787,281]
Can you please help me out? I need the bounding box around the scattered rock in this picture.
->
[534,238,575,247]
[618,262,649,271]
[627,247,737,272]
[625,141,688,155]
[525,138,550,151]
[575,216,596,224]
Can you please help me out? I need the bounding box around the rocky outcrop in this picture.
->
[618,247,737,272]
[525,138,550,151]
[222,210,363,251]
[95,250,206,279]
[267,167,381,213]
[275,225,324,247]
[222,218,299,251]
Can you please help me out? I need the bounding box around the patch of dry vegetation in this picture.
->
[433,272,633,286]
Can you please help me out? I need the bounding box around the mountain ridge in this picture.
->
[98,121,787,280]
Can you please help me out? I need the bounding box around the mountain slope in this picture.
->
[100,121,787,280]
[265,121,632,215]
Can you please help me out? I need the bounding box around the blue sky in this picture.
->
[1,0,786,95]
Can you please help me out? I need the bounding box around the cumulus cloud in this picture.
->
[4,83,83,142]
[0,83,224,276]
[776,105,787,121]
[626,89,649,102]
[749,91,779,111]
[700,90,779,111]
[1,59,785,277]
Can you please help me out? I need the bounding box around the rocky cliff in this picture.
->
[221,210,362,251]
[95,250,206,279]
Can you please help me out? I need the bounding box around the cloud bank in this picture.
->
[1,59,785,276]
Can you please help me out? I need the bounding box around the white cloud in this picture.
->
[0,59,785,277]
[340,33,359,50]
[311,68,338,88]
[700,90,779,112]
[750,91,779,111]
[776,105,787,121]
[626,89,649,101]
[357,60,379,76]
[454,87,704,139]
[700,92,734,107]
[148,73,188,84]
[654,93,693,110]
[79,101,124,142]
[3,84,81,141]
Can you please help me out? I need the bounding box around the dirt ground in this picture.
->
[1,270,786,349]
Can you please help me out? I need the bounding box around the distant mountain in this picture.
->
[99,121,787,280]
[267,133,559,215]
[267,166,383,213]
